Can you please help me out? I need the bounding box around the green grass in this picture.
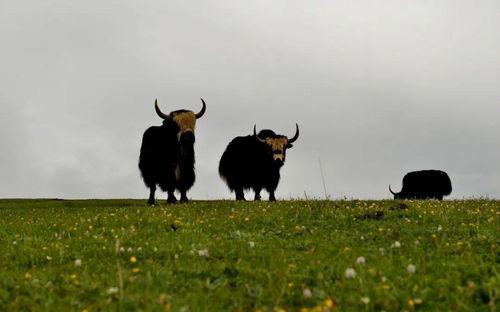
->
[0,199,498,311]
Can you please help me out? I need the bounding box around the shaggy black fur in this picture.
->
[219,130,293,201]
[139,113,196,205]
[390,169,452,200]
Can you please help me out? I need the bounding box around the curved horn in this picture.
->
[195,98,206,119]
[288,123,300,143]
[154,99,170,119]
[253,125,266,143]
[389,185,396,195]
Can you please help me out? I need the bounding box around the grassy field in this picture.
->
[0,199,498,311]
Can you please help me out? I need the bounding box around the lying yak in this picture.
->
[139,98,206,205]
[219,124,299,201]
[389,169,452,200]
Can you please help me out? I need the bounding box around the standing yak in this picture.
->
[389,169,452,200]
[219,124,299,201]
[139,98,206,205]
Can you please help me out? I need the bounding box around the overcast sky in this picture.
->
[1,0,499,200]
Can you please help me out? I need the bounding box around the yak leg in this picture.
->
[166,188,177,205]
[148,185,156,205]
[253,187,262,201]
[235,187,246,201]
[269,191,276,202]
[179,189,189,203]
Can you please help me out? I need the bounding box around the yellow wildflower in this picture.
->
[325,298,334,308]
[130,256,137,263]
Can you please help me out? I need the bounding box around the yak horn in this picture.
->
[389,185,396,195]
[154,99,171,119]
[195,98,206,119]
[253,125,266,143]
[288,123,300,143]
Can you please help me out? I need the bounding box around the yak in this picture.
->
[219,124,299,201]
[139,98,206,205]
[389,169,452,200]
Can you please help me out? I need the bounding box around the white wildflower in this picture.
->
[356,256,366,265]
[137,247,142,252]
[360,297,370,304]
[345,268,356,278]
[127,247,132,252]
[74,259,82,266]
[437,225,443,232]
[303,288,312,298]
[407,264,416,274]
[249,241,255,248]
[391,241,401,248]
[107,287,119,295]
[198,249,209,257]
[235,230,241,236]
[119,246,125,252]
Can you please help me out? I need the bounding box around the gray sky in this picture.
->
[1,0,499,200]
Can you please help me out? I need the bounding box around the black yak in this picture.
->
[139,98,206,205]
[389,170,452,200]
[219,124,299,201]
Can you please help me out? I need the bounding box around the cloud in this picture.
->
[0,0,499,199]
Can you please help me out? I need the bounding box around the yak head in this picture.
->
[155,98,206,155]
[389,185,402,199]
[254,124,299,167]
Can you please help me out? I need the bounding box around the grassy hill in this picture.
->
[0,199,498,311]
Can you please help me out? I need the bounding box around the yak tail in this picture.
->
[219,172,228,185]
[388,185,397,195]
